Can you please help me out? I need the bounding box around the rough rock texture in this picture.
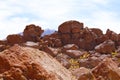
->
[42,32,62,47]
[23,24,44,42]
[71,67,96,80]
[0,45,75,80]
[92,58,120,80]
[56,54,71,69]
[79,56,101,69]
[90,28,103,37]
[62,44,79,51]
[95,40,115,54]
[58,20,83,34]
[7,34,24,45]
[65,50,83,58]
[43,46,59,57]
[106,29,119,42]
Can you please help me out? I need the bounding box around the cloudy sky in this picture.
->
[0,0,120,39]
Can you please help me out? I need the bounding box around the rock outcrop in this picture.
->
[7,34,24,45]
[0,20,120,80]
[23,24,44,42]
[95,40,115,54]
[0,45,75,80]
[92,58,120,80]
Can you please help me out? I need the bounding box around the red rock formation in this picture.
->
[71,67,96,80]
[7,34,24,45]
[90,28,103,37]
[95,40,115,54]
[58,20,83,34]
[65,50,83,58]
[0,45,75,80]
[23,24,44,42]
[92,58,120,80]
[42,32,62,47]
[43,46,60,57]
[106,29,119,41]
[62,44,79,51]
[79,56,101,69]
[56,54,71,69]
[0,20,120,80]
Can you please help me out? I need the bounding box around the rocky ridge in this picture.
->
[0,20,120,80]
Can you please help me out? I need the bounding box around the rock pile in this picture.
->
[0,20,120,80]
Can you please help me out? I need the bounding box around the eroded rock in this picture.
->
[23,24,44,42]
[0,45,75,80]
[7,34,24,45]
[95,40,115,54]
[65,50,83,59]
[92,58,120,80]
[71,67,96,80]
[58,20,83,34]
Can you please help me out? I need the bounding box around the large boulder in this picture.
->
[7,34,24,45]
[58,20,83,34]
[0,45,75,80]
[92,58,120,80]
[106,29,119,42]
[95,40,115,54]
[79,56,101,69]
[77,27,97,50]
[65,50,83,58]
[23,24,44,42]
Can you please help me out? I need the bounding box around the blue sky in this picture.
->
[0,0,120,39]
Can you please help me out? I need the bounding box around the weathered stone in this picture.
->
[71,67,96,80]
[79,56,101,69]
[56,53,71,60]
[23,24,44,42]
[0,45,75,80]
[62,44,79,51]
[56,54,71,69]
[57,58,71,69]
[116,46,120,53]
[58,20,83,34]
[0,45,9,52]
[95,40,115,54]
[116,34,120,46]
[0,40,7,45]
[43,46,59,57]
[95,35,109,45]
[61,33,71,44]
[42,32,62,47]
[106,29,119,42]
[53,39,62,47]
[71,33,80,39]
[90,28,103,37]
[65,50,83,58]
[71,22,83,33]
[92,58,120,80]
[77,27,97,50]
[82,27,96,43]
[7,34,24,45]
